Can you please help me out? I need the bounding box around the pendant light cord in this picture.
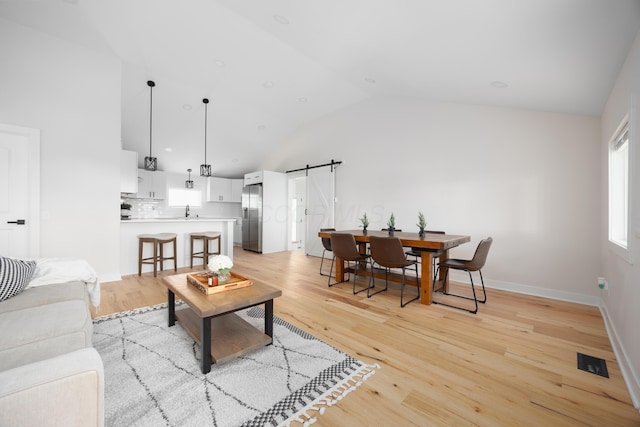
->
[203,98,209,164]
[148,80,155,158]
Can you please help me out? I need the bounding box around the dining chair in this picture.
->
[432,237,493,314]
[328,233,372,294]
[368,235,420,307]
[319,228,336,277]
[405,230,446,284]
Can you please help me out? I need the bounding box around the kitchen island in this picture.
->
[120,217,237,276]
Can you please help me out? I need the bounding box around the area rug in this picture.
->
[93,303,378,427]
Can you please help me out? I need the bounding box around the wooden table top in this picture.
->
[164,272,282,318]
[318,229,470,250]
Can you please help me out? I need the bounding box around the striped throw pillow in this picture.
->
[0,256,37,302]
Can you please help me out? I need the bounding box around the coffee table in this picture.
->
[163,272,282,374]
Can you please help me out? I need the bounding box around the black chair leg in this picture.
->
[353,259,371,295]
[367,263,388,298]
[320,250,335,277]
[327,259,354,288]
[400,264,420,307]
[432,268,483,314]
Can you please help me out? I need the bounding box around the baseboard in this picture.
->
[599,300,640,411]
[99,273,122,284]
[448,271,600,306]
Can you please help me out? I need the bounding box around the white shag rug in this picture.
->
[93,303,378,427]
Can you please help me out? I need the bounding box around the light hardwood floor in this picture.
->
[92,248,640,426]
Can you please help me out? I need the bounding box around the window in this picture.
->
[167,188,202,207]
[608,116,630,257]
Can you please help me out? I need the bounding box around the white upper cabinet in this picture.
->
[120,150,138,194]
[206,177,231,202]
[133,169,166,199]
[244,171,263,186]
[206,177,243,202]
[230,179,243,203]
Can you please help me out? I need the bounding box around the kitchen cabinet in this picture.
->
[230,179,243,203]
[244,171,263,186]
[206,177,243,202]
[133,169,166,199]
[120,150,138,194]
[207,177,231,202]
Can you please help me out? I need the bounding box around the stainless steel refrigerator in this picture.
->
[242,184,262,253]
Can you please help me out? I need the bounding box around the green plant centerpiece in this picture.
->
[359,212,369,234]
[387,212,396,235]
[417,211,427,237]
[120,202,132,220]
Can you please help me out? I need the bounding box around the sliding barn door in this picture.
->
[305,166,335,257]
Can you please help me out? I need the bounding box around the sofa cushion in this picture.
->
[0,281,88,315]
[0,299,93,370]
[0,256,36,302]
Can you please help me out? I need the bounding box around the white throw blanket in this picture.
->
[27,258,100,308]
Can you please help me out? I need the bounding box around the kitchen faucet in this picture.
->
[185,204,190,218]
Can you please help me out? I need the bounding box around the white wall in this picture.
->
[265,96,601,301]
[0,18,122,280]
[601,30,640,409]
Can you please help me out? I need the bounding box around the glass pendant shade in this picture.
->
[200,164,211,177]
[185,168,194,188]
[144,156,157,171]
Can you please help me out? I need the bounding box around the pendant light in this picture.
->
[185,168,194,188]
[144,80,158,171]
[200,98,212,177]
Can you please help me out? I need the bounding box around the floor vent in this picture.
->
[577,353,609,378]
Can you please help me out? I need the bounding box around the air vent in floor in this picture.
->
[577,352,609,378]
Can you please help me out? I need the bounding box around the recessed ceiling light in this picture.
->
[164,148,173,152]
[182,104,192,111]
[263,81,274,89]
[364,77,376,84]
[490,81,508,88]
[274,15,289,24]
[298,97,308,103]
[215,60,225,67]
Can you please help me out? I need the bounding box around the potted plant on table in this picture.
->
[120,202,132,220]
[417,211,427,237]
[359,212,370,234]
[387,213,396,235]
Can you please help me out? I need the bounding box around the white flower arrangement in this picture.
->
[207,255,233,274]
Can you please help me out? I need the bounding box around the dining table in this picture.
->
[317,229,471,305]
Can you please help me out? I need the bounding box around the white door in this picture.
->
[305,167,335,257]
[0,124,40,258]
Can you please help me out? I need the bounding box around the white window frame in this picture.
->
[167,188,202,207]
[608,114,633,263]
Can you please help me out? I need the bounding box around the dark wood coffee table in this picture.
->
[163,272,282,374]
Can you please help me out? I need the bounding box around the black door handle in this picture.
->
[7,219,26,225]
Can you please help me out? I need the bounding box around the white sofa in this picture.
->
[0,281,104,427]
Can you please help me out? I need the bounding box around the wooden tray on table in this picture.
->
[187,271,253,295]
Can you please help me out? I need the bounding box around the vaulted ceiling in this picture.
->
[1,0,639,176]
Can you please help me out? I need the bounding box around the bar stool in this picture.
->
[190,231,221,268]
[137,233,177,277]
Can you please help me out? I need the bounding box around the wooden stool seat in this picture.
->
[190,231,221,268]
[138,233,177,277]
